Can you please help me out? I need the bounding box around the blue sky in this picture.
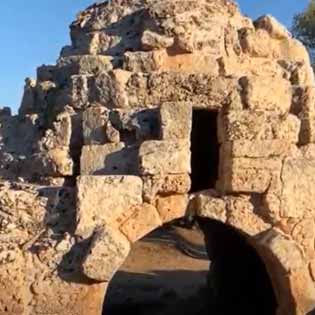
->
[0,0,309,112]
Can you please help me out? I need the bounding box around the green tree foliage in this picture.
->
[292,0,315,60]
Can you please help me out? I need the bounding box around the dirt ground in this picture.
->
[103,225,210,315]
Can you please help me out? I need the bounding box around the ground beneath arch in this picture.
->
[103,226,210,315]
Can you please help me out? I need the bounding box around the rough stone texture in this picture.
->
[143,174,191,202]
[156,194,189,223]
[159,102,192,140]
[218,156,282,193]
[82,105,109,145]
[191,190,227,223]
[281,158,315,219]
[80,143,139,175]
[0,0,314,314]
[120,203,162,242]
[82,225,131,282]
[218,111,300,143]
[241,76,292,114]
[139,140,191,175]
[76,176,143,237]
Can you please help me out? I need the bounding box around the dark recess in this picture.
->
[190,110,219,193]
[197,217,278,315]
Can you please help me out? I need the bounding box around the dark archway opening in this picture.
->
[103,223,209,315]
[190,110,219,193]
[103,218,278,315]
[196,217,278,315]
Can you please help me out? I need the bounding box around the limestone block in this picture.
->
[80,143,139,175]
[159,102,192,140]
[218,55,286,78]
[19,78,36,116]
[68,75,93,109]
[76,175,143,237]
[139,140,191,175]
[38,112,72,150]
[141,30,174,50]
[125,72,242,110]
[290,266,315,315]
[57,55,114,76]
[218,111,300,143]
[143,174,191,202]
[239,28,274,58]
[120,203,162,242]
[124,50,220,75]
[291,219,315,260]
[94,70,132,108]
[218,156,281,193]
[220,140,296,158]
[191,190,227,223]
[240,76,292,114]
[32,148,74,177]
[156,194,189,223]
[110,108,160,142]
[174,16,225,55]
[259,230,305,272]
[281,158,315,219]
[82,106,109,145]
[254,15,291,40]
[299,86,315,145]
[82,225,130,282]
[226,195,271,236]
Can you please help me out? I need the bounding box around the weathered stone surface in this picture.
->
[218,111,300,143]
[94,70,131,108]
[109,108,160,142]
[38,111,72,150]
[1,0,315,314]
[124,72,242,110]
[68,75,93,109]
[139,140,191,175]
[141,30,174,51]
[218,156,281,193]
[226,195,271,236]
[120,203,162,242]
[80,143,139,175]
[143,174,191,202]
[281,158,315,219]
[221,140,296,158]
[82,106,109,145]
[218,55,287,77]
[159,102,192,140]
[299,86,315,145]
[76,176,142,237]
[258,229,305,272]
[32,148,74,177]
[291,219,315,260]
[254,15,291,40]
[241,76,292,114]
[82,225,130,282]
[191,190,227,223]
[156,194,189,223]
[124,50,220,75]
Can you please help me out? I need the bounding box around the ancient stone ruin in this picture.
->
[1,0,315,314]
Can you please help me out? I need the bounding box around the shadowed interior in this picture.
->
[196,217,278,315]
[190,110,219,193]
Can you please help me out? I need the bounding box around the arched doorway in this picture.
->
[103,217,278,315]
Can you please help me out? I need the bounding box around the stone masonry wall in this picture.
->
[0,1,315,314]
